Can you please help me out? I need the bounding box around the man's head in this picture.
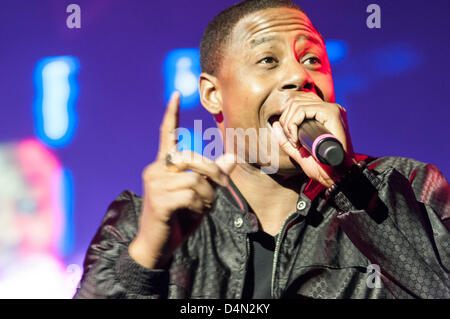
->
[200,0,304,76]
[199,0,335,175]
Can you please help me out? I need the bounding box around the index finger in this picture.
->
[292,91,323,103]
[158,91,180,159]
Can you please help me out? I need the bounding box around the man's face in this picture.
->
[217,7,335,174]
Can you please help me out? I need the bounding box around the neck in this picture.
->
[229,163,306,236]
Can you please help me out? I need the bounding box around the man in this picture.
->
[75,0,449,299]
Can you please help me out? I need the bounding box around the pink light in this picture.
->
[16,138,64,255]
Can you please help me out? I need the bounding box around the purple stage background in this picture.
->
[0,0,449,297]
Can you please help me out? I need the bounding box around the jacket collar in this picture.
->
[211,153,375,234]
[210,178,259,234]
[213,176,308,234]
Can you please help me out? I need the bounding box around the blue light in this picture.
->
[370,43,420,76]
[325,40,348,64]
[33,56,79,148]
[59,168,74,257]
[163,48,201,110]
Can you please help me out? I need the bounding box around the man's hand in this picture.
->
[272,92,356,187]
[129,92,236,269]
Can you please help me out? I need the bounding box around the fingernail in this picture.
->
[172,91,180,99]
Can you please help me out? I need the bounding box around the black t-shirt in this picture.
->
[243,230,278,299]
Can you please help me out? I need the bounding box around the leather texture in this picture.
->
[74,155,450,299]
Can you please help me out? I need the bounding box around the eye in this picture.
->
[302,56,322,66]
[258,57,278,65]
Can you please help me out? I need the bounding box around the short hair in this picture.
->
[200,0,304,76]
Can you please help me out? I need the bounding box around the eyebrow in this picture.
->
[249,36,281,49]
[249,33,324,49]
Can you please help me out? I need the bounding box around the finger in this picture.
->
[158,91,181,159]
[280,102,297,146]
[271,121,305,163]
[295,91,324,102]
[165,189,205,214]
[161,172,216,203]
[287,110,306,147]
[170,151,229,186]
[290,103,350,153]
[279,100,290,127]
[281,104,294,145]
[290,103,336,130]
[283,102,328,126]
[284,106,306,146]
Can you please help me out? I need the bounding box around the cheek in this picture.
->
[314,72,335,103]
[221,76,265,127]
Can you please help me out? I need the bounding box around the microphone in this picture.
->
[297,120,345,167]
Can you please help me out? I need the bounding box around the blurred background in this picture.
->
[0,0,448,298]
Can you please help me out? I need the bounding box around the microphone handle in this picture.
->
[297,120,345,167]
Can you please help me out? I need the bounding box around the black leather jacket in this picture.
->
[74,156,450,298]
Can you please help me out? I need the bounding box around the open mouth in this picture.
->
[267,114,281,128]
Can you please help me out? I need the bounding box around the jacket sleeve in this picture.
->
[74,191,169,299]
[334,158,450,298]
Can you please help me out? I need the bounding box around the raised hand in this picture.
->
[129,92,236,269]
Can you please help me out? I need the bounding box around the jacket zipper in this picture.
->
[238,237,251,298]
[270,212,299,298]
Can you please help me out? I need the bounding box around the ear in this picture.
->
[199,72,222,115]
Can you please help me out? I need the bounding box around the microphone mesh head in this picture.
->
[317,139,344,166]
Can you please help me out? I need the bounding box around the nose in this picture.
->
[278,59,315,93]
